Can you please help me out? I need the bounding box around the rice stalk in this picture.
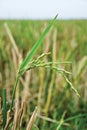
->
[56,111,66,130]
[26,107,38,130]
[12,99,19,130]
[0,97,2,129]
[4,109,14,130]
[4,23,19,56]
[17,101,25,130]
[2,88,7,129]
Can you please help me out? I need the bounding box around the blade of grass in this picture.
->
[19,14,58,73]
[56,111,66,130]
[26,107,38,130]
[65,113,87,122]
[2,88,7,129]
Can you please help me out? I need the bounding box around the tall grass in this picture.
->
[0,19,87,129]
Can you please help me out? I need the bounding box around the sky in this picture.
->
[0,0,87,19]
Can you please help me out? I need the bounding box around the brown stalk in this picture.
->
[12,99,19,130]
[0,73,2,84]
[26,107,38,130]
[17,101,25,130]
[4,109,14,130]
[4,23,19,56]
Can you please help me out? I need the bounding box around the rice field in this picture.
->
[0,18,87,130]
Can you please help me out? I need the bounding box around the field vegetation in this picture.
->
[0,18,87,129]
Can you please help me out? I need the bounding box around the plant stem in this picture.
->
[2,88,7,129]
[10,76,19,112]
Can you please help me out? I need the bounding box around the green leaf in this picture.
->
[2,88,7,129]
[19,14,58,73]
